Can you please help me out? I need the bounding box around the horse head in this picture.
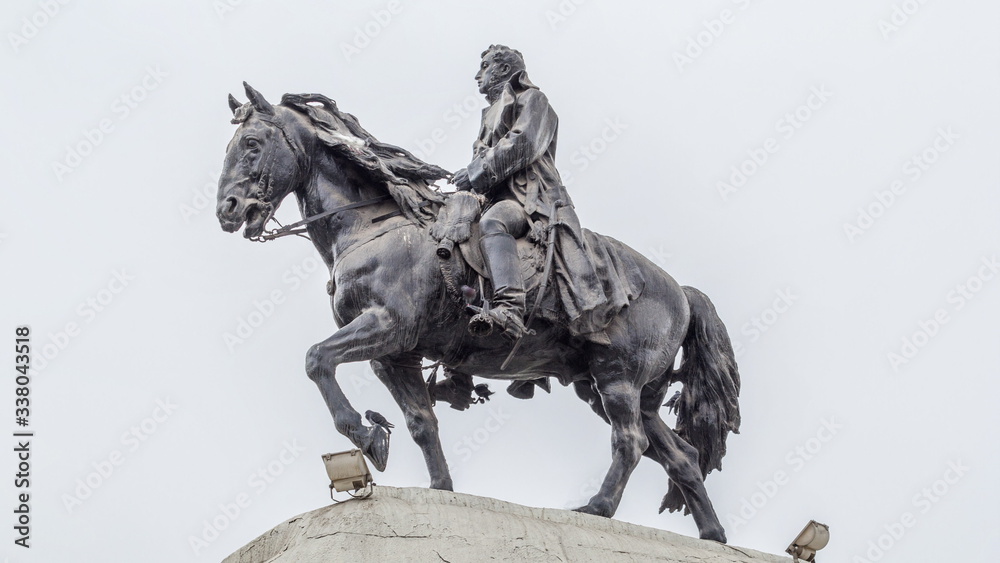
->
[216,82,313,239]
[218,83,449,240]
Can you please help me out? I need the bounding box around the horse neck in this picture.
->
[296,151,399,266]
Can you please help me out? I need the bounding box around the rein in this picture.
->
[249,194,393,242]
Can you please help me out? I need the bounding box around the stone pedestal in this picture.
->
[224,486,790,562]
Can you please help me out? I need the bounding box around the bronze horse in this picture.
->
[216,83,741,542]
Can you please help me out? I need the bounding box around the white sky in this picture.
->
[2,1,998,561]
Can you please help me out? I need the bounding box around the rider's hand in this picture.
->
[528,220,548,243]
[452,168,472,191]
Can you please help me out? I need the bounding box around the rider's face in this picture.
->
[476,56,511,96]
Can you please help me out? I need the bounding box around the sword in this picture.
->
[501,199,564,371]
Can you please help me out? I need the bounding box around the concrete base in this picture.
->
[224,486,790,562]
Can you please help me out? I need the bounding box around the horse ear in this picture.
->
[243,81,274,115]
[228,93,241,115]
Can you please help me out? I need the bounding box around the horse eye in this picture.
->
[246,138,259,149]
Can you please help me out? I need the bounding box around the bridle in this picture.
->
[241,113,407,243]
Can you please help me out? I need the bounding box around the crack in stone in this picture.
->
[306,531,431,540]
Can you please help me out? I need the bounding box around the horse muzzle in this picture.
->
[217,194,272,239]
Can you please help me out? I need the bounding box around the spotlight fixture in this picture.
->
[322,449,374,500]
[786,520,830,562]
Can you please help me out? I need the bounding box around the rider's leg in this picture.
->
[472,200,530,337]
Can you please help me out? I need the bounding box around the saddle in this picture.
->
[429,191,555,400]
[429,192,553,317]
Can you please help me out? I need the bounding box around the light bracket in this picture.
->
[322,449,374,500]
[786,520,830,562]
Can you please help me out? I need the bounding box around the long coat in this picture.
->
[466,71,627,343]
[467,72,568,220]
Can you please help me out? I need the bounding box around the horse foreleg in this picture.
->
[575,378,647,518]
[370,353,453,491]
[305,309,404,472]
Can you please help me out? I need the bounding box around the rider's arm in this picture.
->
[467,89,556,193]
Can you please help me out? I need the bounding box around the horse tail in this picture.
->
[660,286,741,514]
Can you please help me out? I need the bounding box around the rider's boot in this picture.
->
[469,232,529,338]
[506,377,551,400]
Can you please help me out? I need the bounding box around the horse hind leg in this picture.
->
[370,353,453,491]
[572,380,609,423]
[570,371,726,541]
[639,387,727,543]
[574,377,647,518]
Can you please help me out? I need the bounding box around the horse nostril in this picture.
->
[224,196,238,215]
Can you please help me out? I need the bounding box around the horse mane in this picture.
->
[280,93,447,222]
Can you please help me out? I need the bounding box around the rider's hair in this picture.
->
[481,44,525,73]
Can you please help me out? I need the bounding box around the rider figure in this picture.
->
[453,45,606,341]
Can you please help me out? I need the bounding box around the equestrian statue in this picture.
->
[214,45,741,543]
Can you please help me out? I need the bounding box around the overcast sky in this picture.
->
[2,1,998,561]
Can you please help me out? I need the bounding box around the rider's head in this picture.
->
[476,45,526,102]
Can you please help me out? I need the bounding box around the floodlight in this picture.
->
[786,520,829,562]
[322,449,374,499]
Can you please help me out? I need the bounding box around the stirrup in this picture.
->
[468,306,530,339]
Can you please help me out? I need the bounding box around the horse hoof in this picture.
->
[700,528,727,544]
[430,479,454,491]
[360,425,390,472]
[572,502,613,518]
